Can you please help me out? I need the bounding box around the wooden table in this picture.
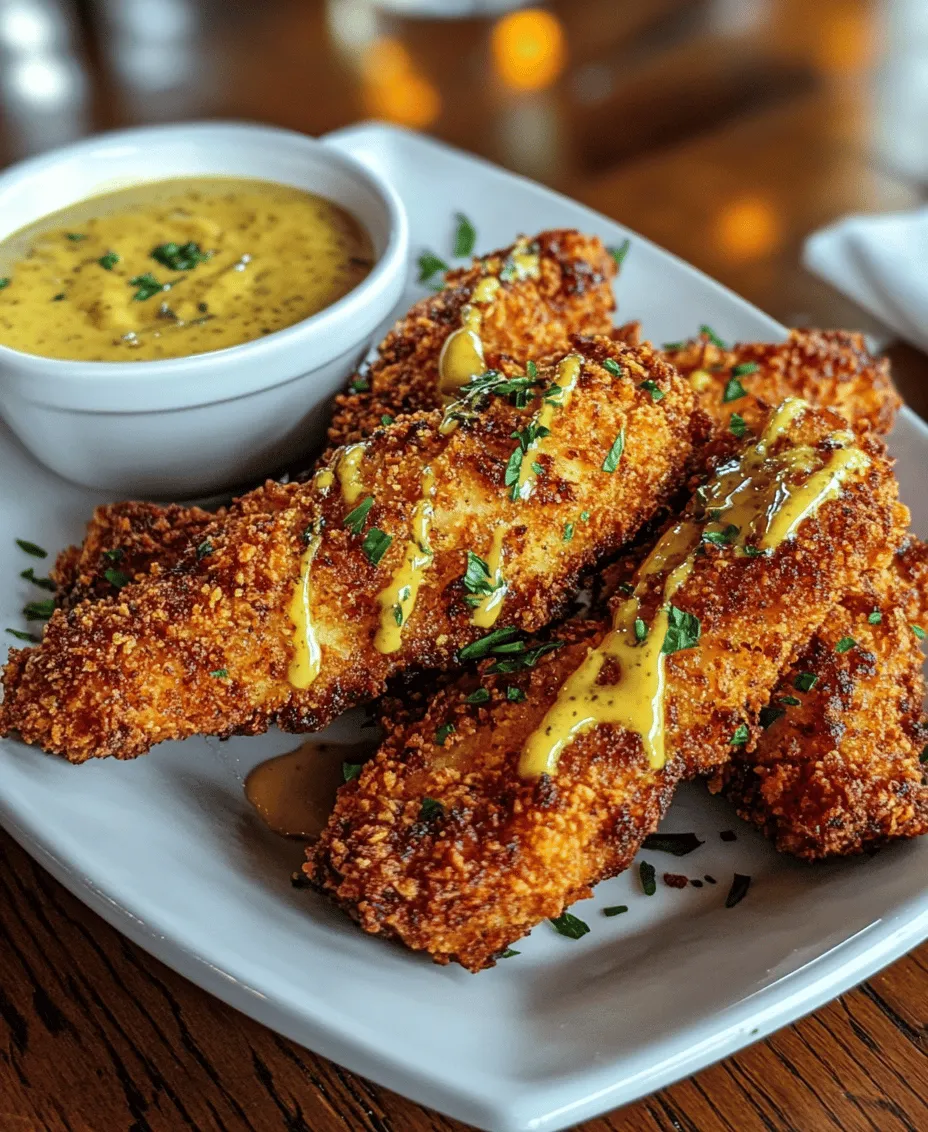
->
[1,1,927,1128]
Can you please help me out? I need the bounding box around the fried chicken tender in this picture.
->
[326,229,617,451]
[1,338,701,762]
[309,403,906,969]
[713,538,928,859]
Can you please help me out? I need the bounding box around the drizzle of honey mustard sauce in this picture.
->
[374,468,436,654]
[336,443,366,504]
[245,741,373,839]
[472,524,508,629]
[313,468,335,493]
[518,398,870,779]
[514,353,583,500]
[287,522,324,690]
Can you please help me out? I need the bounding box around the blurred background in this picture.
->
[0,0,926,405]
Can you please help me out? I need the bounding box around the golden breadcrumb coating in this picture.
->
[713,538,928,859]
[1,338,701,762]
[309,404,906,969]
[326,230,617,451]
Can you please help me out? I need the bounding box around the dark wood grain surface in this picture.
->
[1,1,927,1128]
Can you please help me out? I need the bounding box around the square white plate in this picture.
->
[0,122,926,1132]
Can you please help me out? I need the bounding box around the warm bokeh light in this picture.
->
[714,196,782,262]
[816,9,875,76]
[360,36,440,129]
[491,8,565,93]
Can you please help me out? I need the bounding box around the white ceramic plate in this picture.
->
[0,123,926,1132]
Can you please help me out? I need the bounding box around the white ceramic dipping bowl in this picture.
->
[0,122,409,497]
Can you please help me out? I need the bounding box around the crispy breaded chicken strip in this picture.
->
[326,230,617,451]
[51,230,617,611]
[713,538,928,859]
[1,338,701,762]
[309,403,906,969]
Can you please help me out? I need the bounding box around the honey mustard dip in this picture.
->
[0,177,374,362]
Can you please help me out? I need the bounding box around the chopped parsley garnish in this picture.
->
[794,672,818,692]
[20,568,55,592]
[634,618,648,642]
[500,948,520,958]
[98,252,119,271]
[210,668,229,678]
[563,522,574,542]
[453,213,477,258]
[603,358,623,377]
[15,539,47,559]
[343,762,363,782]
[662,340,684,351]
[465,687,490,704]
[868,609,882,624]
[417,250,449,284]
[6,628,38,643]
[835,636,857,653]
[487,639,563,675]
[419,797,444,822]
[526,360,537,379]
[729,413,748,438]
[66,232,86,241]
[435,722,456,747]
[348,375,370,394]
[151,241,210,271]
[602,429,625,474]
[380,415,394,426]
[661,606,700,654]
[361,527,392,566]
[702,524,739,547]
[609,238,631,266]
[104,568,130,589]
[458,626,520,661]
[23,599,55,621]
[722,376,747,403]
[603,904,628,916]
[196,538,213,559]
[759,705,785,729]
[549,911,590,939]
[730,723,750,746]
[912,624,927,641]
[779,695,801,706]
[580,510,590,521]
[506,685,526,702]
[725,873,752,908]
[0,278,9,290]
[52,293,65,301]
[344,496,375,535]
[103,547,123,562]
[700,324,727,349]
[129,273,165,301]
[639,380,664,402]
[639,860,657,896]
[505,422,551,499]
[642,832,704,856]
[730,361,759,377]
[462,550,501,601]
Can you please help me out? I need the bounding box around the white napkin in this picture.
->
[804,208,928,353]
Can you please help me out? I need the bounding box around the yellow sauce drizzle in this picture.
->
[313,468,334,493]
[438,305,485,397]
[515,353,583,500]
[518,398,870,778]
[472,524,508,629]
[336,443,366,504]
[472,275,501,303]
[288,524,323,689]
[374,469,436,653]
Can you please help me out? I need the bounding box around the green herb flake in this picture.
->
[16,539,47,559]
[380,414,394,426]
[603,358,623,377]
[549,911,590,939]
[609,239,631,266]
[779,695,801,706]
[730,361,759,378]
[51,293,65,302]
[580,510,590,522]
[759,705,785,729]
[835,636,857,654]
[348,375,370,394]
[634,617,648,642]
[603,904,628,917]
[463,550,496,597]
[151,241,210,271]
[486,639,563,675]
[458,626,521,662]
[639,379,665,402]
[662,340,684,351]
[506,685,526,702]
[730,723,750,746]
[702,524,739,548]
[344,496,375,536]
[435,722,456,747]
[729,413,748,438]
[868,609,882,624]
[66,232,86,241]
[465,687,491,704]
[700,324,727,349]
[361,527,393,566]
[642,832,704,856]
[98,252,120,271]
[103,547,123,563]
[104,568,131,589]
[419,796,444,822]
[417,250,449,284]
[726,873,752,908]
[500,948,520,958]
[20,568,55,592]
[912,624,927,641]
[0,278,9,290]
[722,376,747,403]
[210,668,229,679]
[602,429,625,474]
[453,213,477,258]
[23,599,55,621]
[563,522,574,542]
[129,272,165,302]
[794,672,818,692]
[196,538,213,560]
[661,606,701,654]
[639,860,657,896]
[6,627,39,642]
[343,762,363,782]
